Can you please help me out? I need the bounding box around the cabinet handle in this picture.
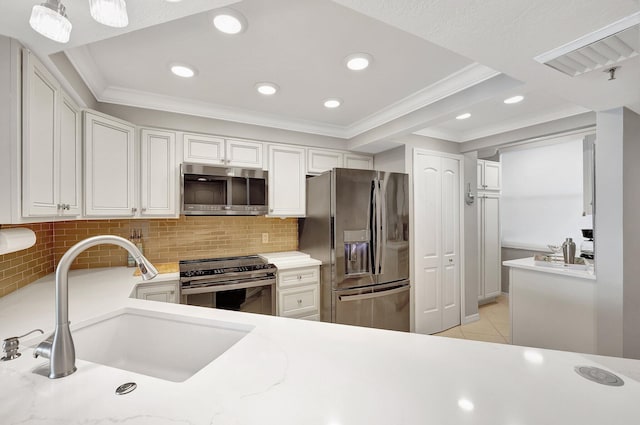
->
[64,204,70,210]
[297,299,302,304]
[132,207,137,213]
[449,258,453,263]
[56,204,62,211]
[297,275,302,280]
[269,208,274,213]
[141,207,147,212]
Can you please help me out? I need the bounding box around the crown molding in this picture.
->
[415,104,590,143]
[344,63,499,138]
[100,86,348,138]
[66,46,500,139]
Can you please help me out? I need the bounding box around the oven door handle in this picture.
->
[181,278,275,295]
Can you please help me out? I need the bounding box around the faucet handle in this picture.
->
[1,328,44,361]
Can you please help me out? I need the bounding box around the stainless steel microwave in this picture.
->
[181,163,268,215]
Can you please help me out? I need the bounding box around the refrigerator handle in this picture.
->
[338,284,409,302]
[380,180,388,275]
[373,179,382,275]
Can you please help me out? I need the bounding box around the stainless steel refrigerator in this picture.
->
[299,168,410,332]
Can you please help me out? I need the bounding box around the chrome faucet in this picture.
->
[33,235,158,379]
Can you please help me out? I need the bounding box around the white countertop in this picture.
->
[2,267,640,425]
[258,250,321,269]
[503,257,596,280]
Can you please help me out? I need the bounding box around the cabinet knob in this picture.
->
[269,208,274,213]
[141,207,147,212]
[297,275,302,280]
[56,204,62,210]
[64,204,70,210]
[297,299,302,304]
[132,207,137,213]
[449,258,453,263]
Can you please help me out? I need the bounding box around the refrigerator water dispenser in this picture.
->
[344,230,370,275]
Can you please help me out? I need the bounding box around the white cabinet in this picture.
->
[477,159,501,191]
[136,281,178,303]
[344,153,374,170]
[478,192,501,300]
[140,129,177,217]
[84,111,136,217]
[307,149,374,174]
[268,145,306,217]
[307,149,344,174]
[183,133,263,169]
[276,266,320,320]
[413,150,462,334]
[22,51,81,217]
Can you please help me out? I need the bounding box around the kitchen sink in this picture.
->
[72,308,253,382]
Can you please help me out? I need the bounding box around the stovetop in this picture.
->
[179,255,276,280]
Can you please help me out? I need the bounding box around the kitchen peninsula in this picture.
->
[504,257,597,354]
[1,266,639,425]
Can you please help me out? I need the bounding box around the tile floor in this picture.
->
[434,294,510,344]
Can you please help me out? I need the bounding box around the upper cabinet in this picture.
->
[307,149,373,175]
[22,51,81,218]
[84,111,136,217]
[477,159,501,191]
[140,128,177,217]
[268,145,306,217]
[183,133,263,169]
[307,149,344,174]
[344,153,374,170]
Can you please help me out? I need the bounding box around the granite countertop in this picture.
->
[1,267,639,425]
[503,257,596,280]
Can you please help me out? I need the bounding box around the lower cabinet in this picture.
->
[276,266,320,320]
[136,281,178,303]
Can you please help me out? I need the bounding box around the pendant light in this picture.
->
[89,0,129,28]
[29,0,72,43]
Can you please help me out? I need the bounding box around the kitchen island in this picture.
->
[504,257,597,354]
[2,266,639,425]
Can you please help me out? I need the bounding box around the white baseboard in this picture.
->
[462,313,480,325]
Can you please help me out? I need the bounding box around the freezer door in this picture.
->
[333,281,410,332]
[333,168,377,290]
[376,172,410,285]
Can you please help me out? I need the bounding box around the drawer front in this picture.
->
[278,267,319,288]
[279,285,319,317]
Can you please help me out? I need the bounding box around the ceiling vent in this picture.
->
[535,12,639,77]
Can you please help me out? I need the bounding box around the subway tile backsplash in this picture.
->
[0,223,55,297]
[0,216,298,298]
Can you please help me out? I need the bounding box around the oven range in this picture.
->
[179,256,277,315]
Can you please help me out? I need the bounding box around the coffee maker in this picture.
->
[579,215,594,259]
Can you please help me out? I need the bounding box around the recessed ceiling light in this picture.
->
[457,399,475,412]
[212,9,247,35]
[255,82,279,96]
[324,98,342,109]
[345,53,373,71]
[504,95,524,104]
[456,113,471,120]
[170,64,196,78]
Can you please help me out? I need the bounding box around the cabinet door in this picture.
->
[344,153,373,170]
[84,112,136,216]
[307,149,343,174]
[137,282,178,303]
[140,129,176,217]
[483,161,501,191]
[225,139,263,168]
[477,160,484,190]
[482,194,501,297]
[58,93,82,216]
[22,51,60,217]
[278,284,319,318]
[268,145,306,217]
[183,133,224,165]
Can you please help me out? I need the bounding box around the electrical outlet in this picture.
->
[262,233,269,243]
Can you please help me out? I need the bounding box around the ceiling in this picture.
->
[1,0,639,148]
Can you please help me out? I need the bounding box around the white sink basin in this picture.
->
[72,308,253,382]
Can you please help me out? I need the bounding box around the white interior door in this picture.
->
[413,150,461,334]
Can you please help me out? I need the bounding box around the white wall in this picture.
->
[595,108,625,357]
[374,145,405,173]
[622,108,640,359]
